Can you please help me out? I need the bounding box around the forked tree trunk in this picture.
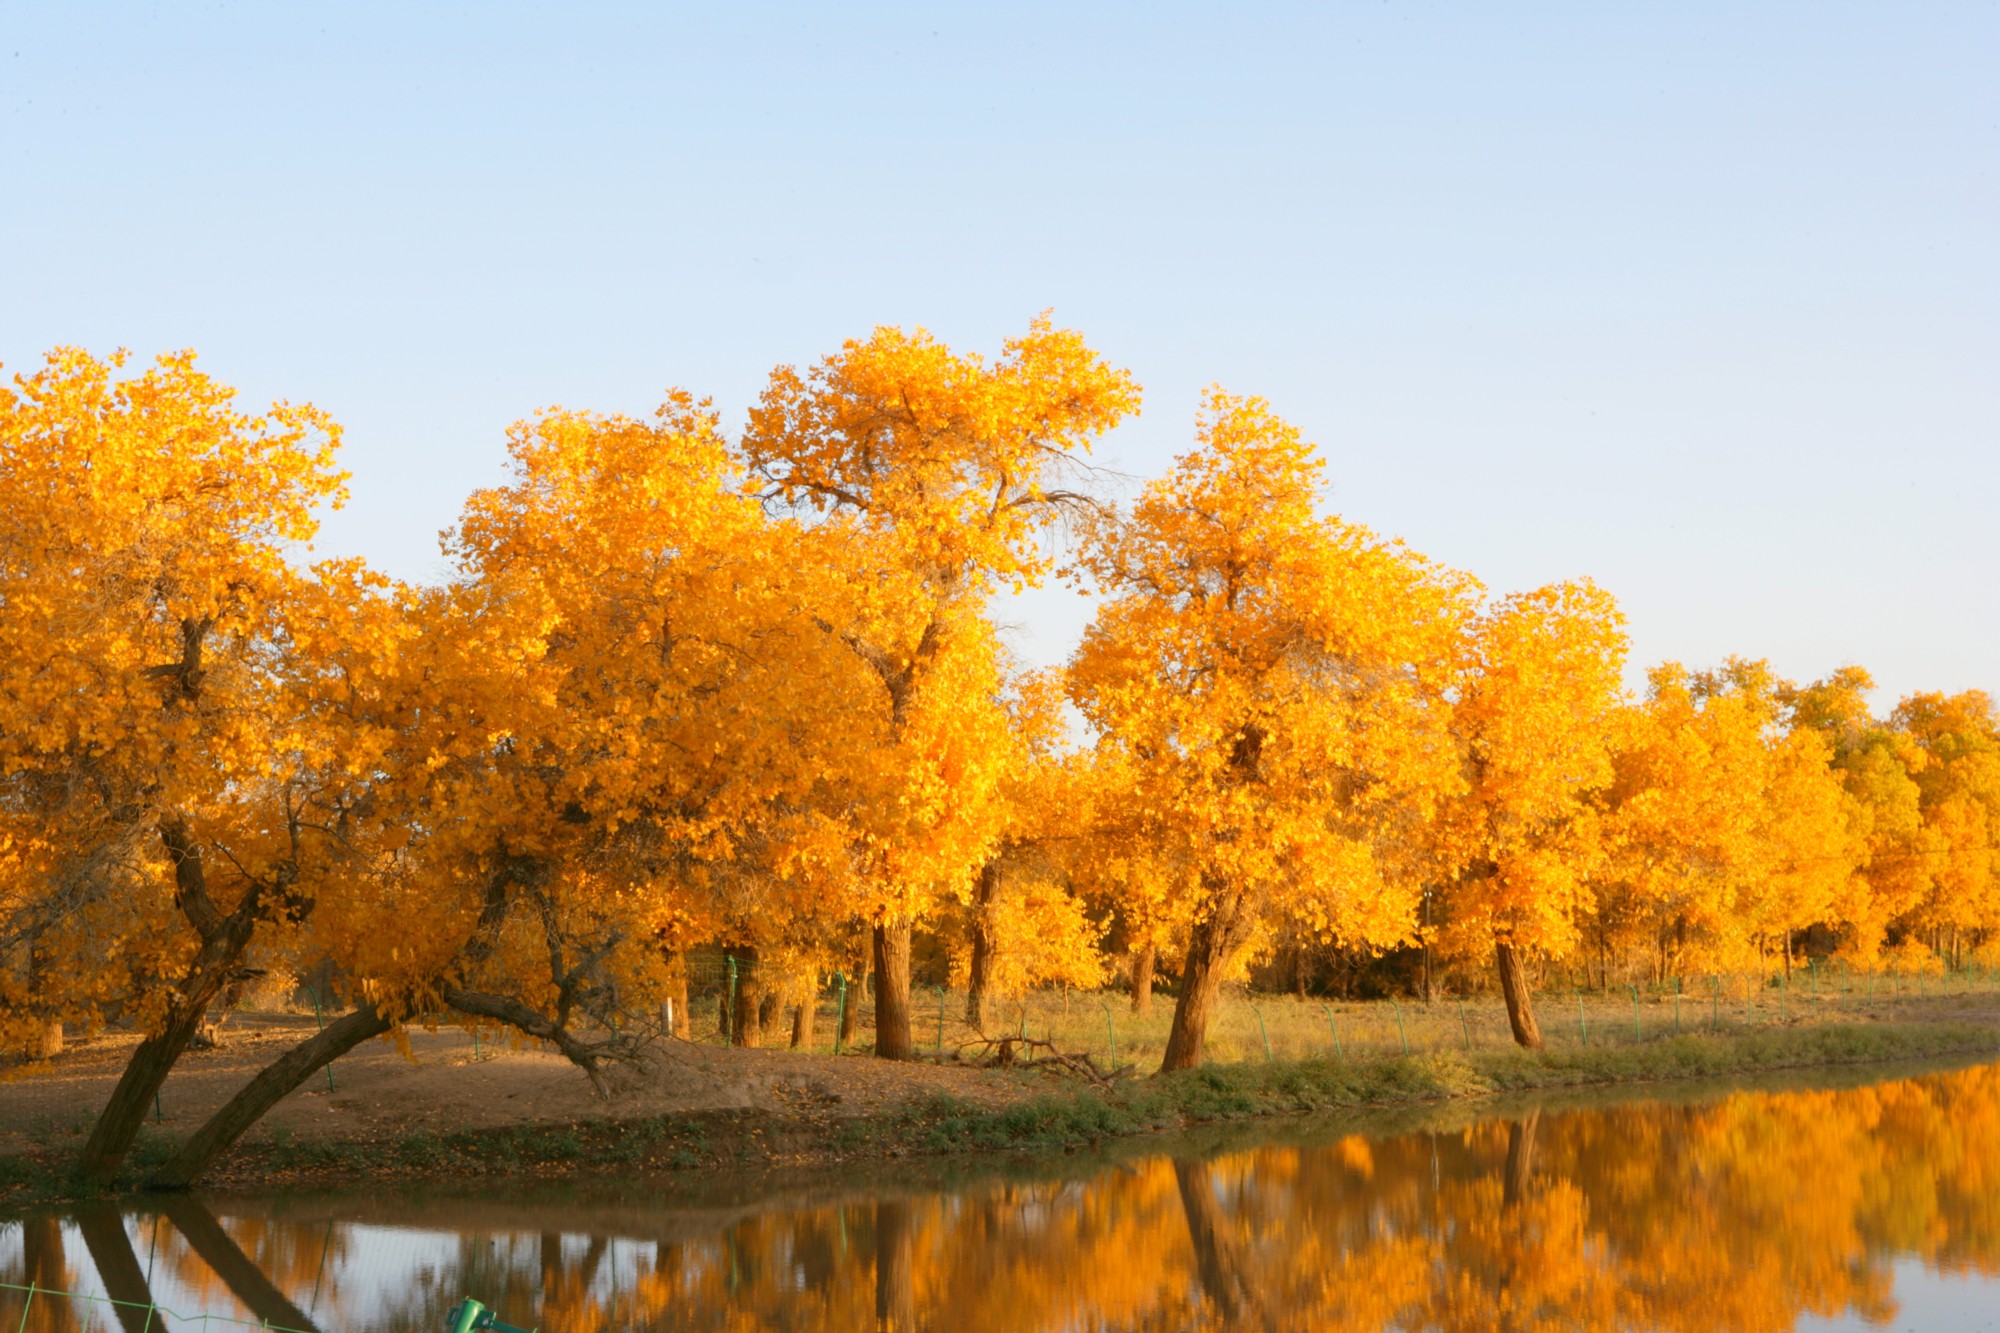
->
[1495,939,1544,1050]
[966,862,1001,1030]
[1130,944,1156,1017]
[873,921,914,1061]
[147,1003,391,1189]
[1160,899,1257,1073]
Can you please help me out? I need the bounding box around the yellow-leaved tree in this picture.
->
[740,315,1139,1058]
[1432,580,1628,1047]
[1070,390,1467,1071]
[0,348,374,1185]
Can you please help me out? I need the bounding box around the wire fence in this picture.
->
[1,1278,317,1333]
[662,954,2000,1071]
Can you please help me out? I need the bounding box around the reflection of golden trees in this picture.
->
[7,1063,1999,1330]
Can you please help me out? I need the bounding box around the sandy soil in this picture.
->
[0,1013,1033,1161]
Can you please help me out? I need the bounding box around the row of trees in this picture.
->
[4,322,1997,1186]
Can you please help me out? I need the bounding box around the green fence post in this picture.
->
[1629,984,1641,1042]
[1252,1004,1273,1062]
[833,973,848,1054]
[154,1091,164,1124]
[1777,972,1785,1021]
[724,954,738,1047]
[1455,998,1472,1051]
[1321,1004,1343,1060]
[20,1280,34,1333]
[307,984,336,1091]
[935,986,947,1056]
[1099,999,1118,1070]
[1577,994,1587,1046]
[1393,999,1410,1056]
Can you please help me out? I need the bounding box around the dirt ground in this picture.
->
[0,1013,1034,1161]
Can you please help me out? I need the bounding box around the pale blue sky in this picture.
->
[4,3,1995,705]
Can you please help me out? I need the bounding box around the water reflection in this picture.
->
[5,1061,1999,1331]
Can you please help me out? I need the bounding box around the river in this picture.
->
[6,1058,1999,1331]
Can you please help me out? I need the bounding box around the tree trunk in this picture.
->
[873,921,914,1061]
[147,1003,391,1189]
[77,823,270,1185]
[966,861,1000,1030]
[790,976,817,1050]
[1495,940,1544,1050]
[156,1195,324,1332]
[1131,944,1156,1017]
[841,955,867,1047]
[758,991,780,1034]
[1160,898,1257,1073]
[733,950,764,1048]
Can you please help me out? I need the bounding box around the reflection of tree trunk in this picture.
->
[21,1214,80,1332]
[874,1199,916,1331]
[74,1205,165,1333]
[156,1196,322,1333]
[1173,1159,1255,1324]
[1503,1109,1541,1208]
[1131,945,1156,1017]
[1161,894,1258,1072]
[149,1002,392,1188]
[1496,941,1544,1050]
[733,950,764,1048]
[966,862,1000,1030]
[873,922,914,1061]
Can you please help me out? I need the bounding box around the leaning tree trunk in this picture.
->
[147,1002,391,1189]
[873,921,915,1061]
[74,918,259,1184]
[1131,944,1156,1017]
[1160,898,1257,1073]
[1495,939,1544,1050]
[966,861,1001,1030]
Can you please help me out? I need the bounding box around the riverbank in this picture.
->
[5,1008,1996,1205]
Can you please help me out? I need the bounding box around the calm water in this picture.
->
[6,1060,2000,1332]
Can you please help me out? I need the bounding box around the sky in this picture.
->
[4,2,1995,706]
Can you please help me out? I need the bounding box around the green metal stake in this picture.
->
[1099,999,1118,1070]
[1577,994,1587,1046]
[1393,1000,1410,1056]
[833,973,848,1054]
[724,955,738,1047]
[308,985,336,1091]
[1457,998,1472,1051]
[1321,1004,1343,1060]
[1629,984,1641,1042]
[154,1091,164,1124]
[936,986,947,1056]
[1252,1004,1272,1062]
